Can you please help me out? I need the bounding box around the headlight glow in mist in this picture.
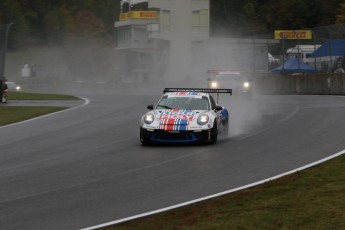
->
[211,81,218,88]
[144,114,154,124]
[197,114,209,125]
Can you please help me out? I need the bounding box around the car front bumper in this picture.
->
[141,128,212,144]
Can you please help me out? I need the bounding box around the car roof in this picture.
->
[164,92,209,98]
[208,70,241,75]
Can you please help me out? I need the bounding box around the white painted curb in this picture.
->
[0,97,90,129]
[81,148,345,230]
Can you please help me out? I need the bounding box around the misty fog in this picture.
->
[3,7,290,141]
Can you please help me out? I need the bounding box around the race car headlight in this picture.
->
[211,81,218,88]
[144,114,155,124]
[243,81,250,88]
[197,114,209,125]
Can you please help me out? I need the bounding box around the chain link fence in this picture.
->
[251,24,345,95]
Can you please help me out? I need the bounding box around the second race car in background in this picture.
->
[206,70,252,99]
[140,88,231,145]
[5,81,21,92]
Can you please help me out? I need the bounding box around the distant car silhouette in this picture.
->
[5,81,21,92]
[207,70,253,99]
[1,82,8,103]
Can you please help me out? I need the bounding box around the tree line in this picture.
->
[1,0,345,49]
[210,0,344,36]
[0,0,120,49]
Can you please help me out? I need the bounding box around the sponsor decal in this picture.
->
[159,109,195,131]
[274,30,312,40]
[167,92,203,98]
[189,126,203,129]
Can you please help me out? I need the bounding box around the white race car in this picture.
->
[140,88,231,145]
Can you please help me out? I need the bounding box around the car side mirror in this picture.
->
[147,104,154,110]
[214,105,223,111]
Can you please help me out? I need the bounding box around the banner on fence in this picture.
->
[274,30,312,40]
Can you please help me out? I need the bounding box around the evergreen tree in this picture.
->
[44,6,70,45]
[0,0,343,49]
[0,0,29,49]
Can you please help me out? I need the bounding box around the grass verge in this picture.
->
[103,154,345,230]
[7,92,80,100]
[1,92,78,126]
[0,106,68,126]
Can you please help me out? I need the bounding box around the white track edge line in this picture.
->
[0,97,90,129]
[81,148,345,230]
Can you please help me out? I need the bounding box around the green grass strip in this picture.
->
[7,92,80,100]
[0,106,68,126]
[105,154,345,230]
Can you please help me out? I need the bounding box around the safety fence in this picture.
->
[255,74,345,95]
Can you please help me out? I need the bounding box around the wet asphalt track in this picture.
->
[0,93,345,230]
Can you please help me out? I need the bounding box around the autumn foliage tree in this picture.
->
[64,11,115,81]
[336,1,345,23]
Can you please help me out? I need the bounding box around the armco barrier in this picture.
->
[255,74,345,95]
[330,75,345,95]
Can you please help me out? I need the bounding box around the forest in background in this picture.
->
[1,0,345,50]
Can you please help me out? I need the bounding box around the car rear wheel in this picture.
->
[222,119,229,137]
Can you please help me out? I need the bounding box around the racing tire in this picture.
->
[210,120,218,144]
[222,119,229,138]
[140,127,150,146]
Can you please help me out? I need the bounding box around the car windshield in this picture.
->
[156,96,210,110]
[215,74,241,81]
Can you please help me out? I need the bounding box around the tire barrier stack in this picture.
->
[255,74,345,95]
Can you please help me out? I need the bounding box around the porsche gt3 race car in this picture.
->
[140,88,231,145]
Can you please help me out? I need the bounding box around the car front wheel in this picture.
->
[210,120,218,144]
[140,127,150,145]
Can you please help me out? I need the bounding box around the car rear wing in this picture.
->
[163,88,232,104]
[163,88,232,95]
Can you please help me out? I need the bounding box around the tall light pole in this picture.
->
[311,29,317,69]
[0,23,12,103]
[325,26,333,72]
[281,35,287,73]
[0,23,12,80]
